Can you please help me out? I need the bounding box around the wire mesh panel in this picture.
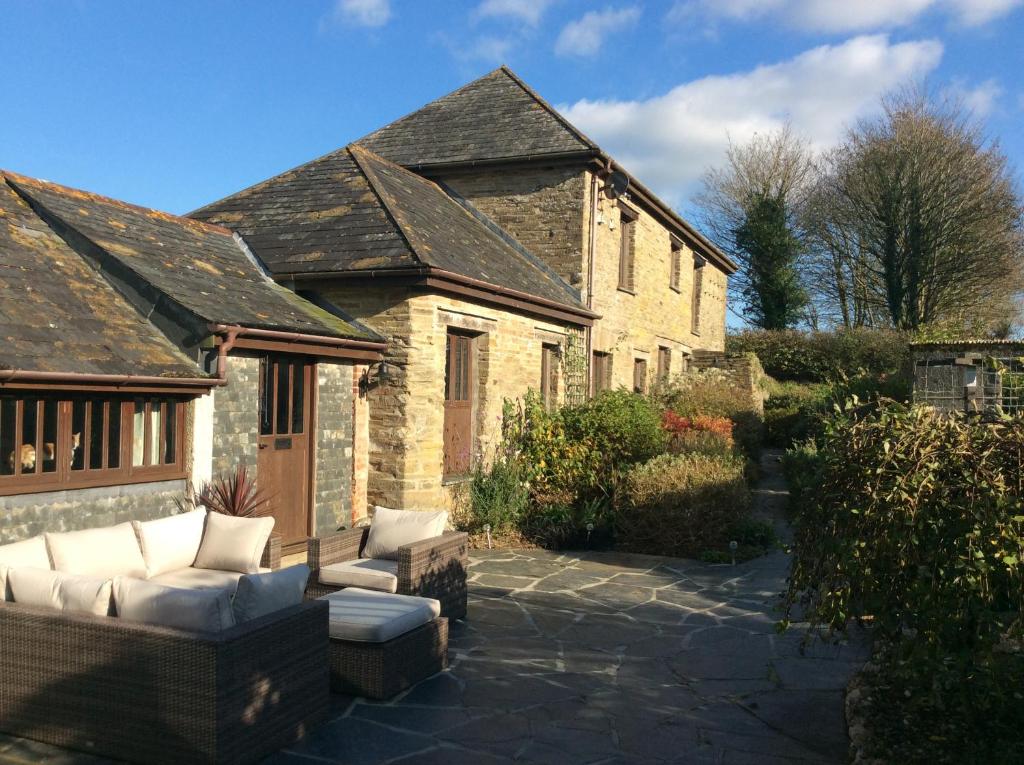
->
[562,326,588,407]
[913,350,1024,415]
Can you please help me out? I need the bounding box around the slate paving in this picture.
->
[0,451,868,765]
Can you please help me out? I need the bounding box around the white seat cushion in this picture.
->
[46,523,147,580]
[319,558,399,593]
[194,513,275,574]
[8,567,112,616]
[149,566,267,592]
[362,507,448,561]
[133,508,207,578]
[113,576,235,632]
[233,565,310,623]
[319,587,440,643]
[0,536,51,600]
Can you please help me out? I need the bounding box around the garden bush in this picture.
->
[561,389,667,478]
[784,401,1024,761]
[662,411,734,456]
[615,452,750,558]
[727,328,909,382]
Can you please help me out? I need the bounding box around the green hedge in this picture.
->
[727,328,909,382]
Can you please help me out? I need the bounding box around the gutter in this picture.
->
[207,324,388,352]
[0,369,220,389]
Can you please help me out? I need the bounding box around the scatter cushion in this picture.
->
[0,536,51,600]
[8,568,112,616]
[319,558,399,593]
[133,508,208,578]
[46,523,147,580]
[362,507,448,561]
[319,587,440,643]
[113,576,235,632]
[149,566,251,592]
[233,565,310,623]
[193,513,275,574]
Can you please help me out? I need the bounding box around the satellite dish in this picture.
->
[603,170,629,199]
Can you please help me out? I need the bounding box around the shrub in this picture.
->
[785,401,1024,755]
[615,452,750,557]
[764,381,832,447]
[662,411,734,455]
[780,438,820,515]
[727,328,909,382]
[561,390,667,480]
[463,457,529,534]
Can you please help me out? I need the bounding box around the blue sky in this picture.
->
[3,0,1022,223]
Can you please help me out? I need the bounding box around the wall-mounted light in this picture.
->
[359,360,392,394]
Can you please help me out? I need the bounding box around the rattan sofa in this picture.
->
[0,597,328,765]
[306,527,468,620]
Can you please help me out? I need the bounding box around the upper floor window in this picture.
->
[618,208,637,293]
[692,253,706,335]
[670,239,682,292]
[592,351,613,394]
[0,393,185,496]
[540,343,560,410]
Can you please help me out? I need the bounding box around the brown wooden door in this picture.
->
[443,331,475,478]
[257,356,313,545]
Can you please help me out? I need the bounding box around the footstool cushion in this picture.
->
[319,588,448,699]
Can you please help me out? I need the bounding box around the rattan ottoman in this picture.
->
[320,588,449,699]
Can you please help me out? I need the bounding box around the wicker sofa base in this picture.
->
[329,617,448,699]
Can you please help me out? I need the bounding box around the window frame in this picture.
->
[540,343,560,410]
[592,351,613,394]
[657,346,672,379]
[691,253,706,336]
[0,394,186,497]
[669,238,683,293]
[633,358,648,395]
[617,206,638,294]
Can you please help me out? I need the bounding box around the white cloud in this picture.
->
[943,78,1003,116]
[325,0,391,28]
[452,34,516,63]
[476,0,555,26]
[559,35,944,207]
[555,6,641,57]
[669,0,1022,32]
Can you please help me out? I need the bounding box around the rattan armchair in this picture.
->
[306,527,468,620]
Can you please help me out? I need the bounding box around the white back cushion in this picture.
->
[133,508,207,578]
[8,567,112,616]
[0,536,51,600]
[232,565,310,623]
[193,513,275,574]
[113,576,235,632]
[46,523,147,580]
[363,507,448,560]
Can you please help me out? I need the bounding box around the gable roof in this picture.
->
[191,145,590,316]
[356,66,735,274]
[5,171,376,342]
[0,177,206,380]
[358,67,597,168]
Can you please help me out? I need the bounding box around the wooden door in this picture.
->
[443,331,475,478]
[257,356,313,545]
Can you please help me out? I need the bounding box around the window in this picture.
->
[259,356,307,436]
[618,208,637,293]
[592,351,613,394]
[692,253,706,335]
[658,346,672,379]
[443,330,477,478]
[0,394,184,495]
[633,359,648,394]
[540,343,560,410]
[670,240,682,292]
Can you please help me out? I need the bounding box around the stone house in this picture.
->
[0,170,384,549]
[191,67,735,514]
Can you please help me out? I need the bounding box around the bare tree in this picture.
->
[813,88,1024,332]
[696,125,817,328]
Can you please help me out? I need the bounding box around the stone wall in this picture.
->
[690,350,768,415]
[320,283,570,512]
[210,354,261,477]
[0,479,185,544]
[314,361,355,534]
[437,165,588,286]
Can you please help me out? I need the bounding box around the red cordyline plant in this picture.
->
[190,465,271,517]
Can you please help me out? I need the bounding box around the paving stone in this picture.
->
[577,582,656,608]
[286,717,433,764]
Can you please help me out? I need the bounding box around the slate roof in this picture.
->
[0,177,205,378]
[358,67,597,167]
[5,171,375,341]
[192,145,586,311]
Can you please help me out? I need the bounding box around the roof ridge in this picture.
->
[496,66,598,151]
[1,169,235,236]
[347,144,431,269]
